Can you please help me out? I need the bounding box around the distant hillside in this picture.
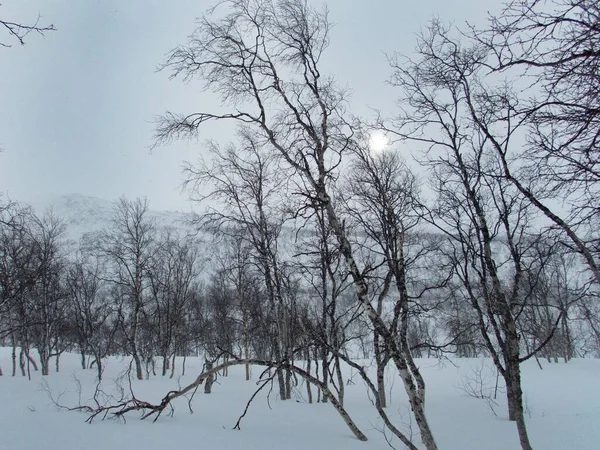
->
[35,194,196,246]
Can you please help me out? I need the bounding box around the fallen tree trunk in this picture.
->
[79,358,368,441]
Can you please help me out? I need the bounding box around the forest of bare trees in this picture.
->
[1,1,599,449]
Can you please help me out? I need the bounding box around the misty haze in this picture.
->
[1,1,599,449]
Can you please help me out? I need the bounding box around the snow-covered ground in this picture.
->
[1,349,598,450]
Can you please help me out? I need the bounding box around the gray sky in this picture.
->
[0,0,493,212]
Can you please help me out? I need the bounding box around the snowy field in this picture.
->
[1,349,598,450]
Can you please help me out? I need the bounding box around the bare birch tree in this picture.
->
[28,211,67,376]
[155,1,438,447]
[185,131,294,400]
[145,229,202,377]
[94,197,156,380]
[341,140,450,409]
[471,0,600,287]
[65,249,115,380]
[384,20,581,450]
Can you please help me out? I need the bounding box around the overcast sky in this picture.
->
[0,0,494,212]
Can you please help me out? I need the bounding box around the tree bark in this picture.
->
[505,358,532,450]
[204,360,214,394]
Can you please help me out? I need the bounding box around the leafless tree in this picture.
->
[93,197,157,380]
[65,248,116,380]
[0,4,55,47]
[518,243,585,363]
[293,199,359,407]
[384,20,585,450]
[155,1,438,447]
[27,211,67,376]
[145,228,203,377]
[0,205,68,378]
[185,131,295,400]
[470,0,600,287]
[213,233,272,380]
[0,203,39,376]
[342,141,422,410]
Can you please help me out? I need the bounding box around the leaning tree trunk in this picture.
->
[314,188,438,450]
[101,358,368,442]
[505,338,533,450]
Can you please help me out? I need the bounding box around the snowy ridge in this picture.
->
[35,193,196,244]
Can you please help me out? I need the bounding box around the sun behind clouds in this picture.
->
[369,130,389,153]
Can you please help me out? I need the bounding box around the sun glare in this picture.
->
[369,131,389,153]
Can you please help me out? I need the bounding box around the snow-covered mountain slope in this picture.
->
[35,193,197,245]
